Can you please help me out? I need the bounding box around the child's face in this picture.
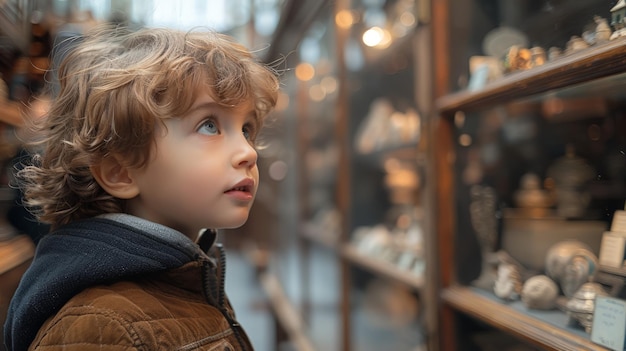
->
[126,89,260,240]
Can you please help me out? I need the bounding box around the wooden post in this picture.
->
[333,0,352,350]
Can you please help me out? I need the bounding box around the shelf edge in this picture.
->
[341,245,424,290]
[442,286,609,351]
[436,38,626,114]
[259,272,316,351]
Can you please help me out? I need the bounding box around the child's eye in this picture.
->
[243,122,258,142]
[198,119,219,135]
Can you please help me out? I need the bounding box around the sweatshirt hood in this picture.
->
[4,214,205,351]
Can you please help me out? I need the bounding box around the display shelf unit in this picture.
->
[300,226,425,291]
[432,1,626,350]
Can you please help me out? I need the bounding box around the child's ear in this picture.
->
[90,156,140,199]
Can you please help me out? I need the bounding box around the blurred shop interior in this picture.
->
[2,1,626,351]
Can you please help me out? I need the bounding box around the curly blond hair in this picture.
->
[20,25,279,229]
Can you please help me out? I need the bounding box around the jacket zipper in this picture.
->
[201,245,253,351]
[216,244,227,307]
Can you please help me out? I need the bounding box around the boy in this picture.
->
[4,25,279,351]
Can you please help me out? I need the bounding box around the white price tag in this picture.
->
[591,296,626,351]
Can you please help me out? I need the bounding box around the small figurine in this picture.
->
[548,47,562,61]
[494,263,523,301]
[530,47,547,67]
[610,0,626,39]
[513,173,554,216]
[594,16,612,43]
[504,45,532,72]
[566,281,608,333]
[565,36,589,55]
[521,275,559,310]
[546,145,595,218]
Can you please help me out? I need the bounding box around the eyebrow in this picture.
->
[190,100,255,113]
[188,101,219,113]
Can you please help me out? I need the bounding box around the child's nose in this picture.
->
[233,137,258,168]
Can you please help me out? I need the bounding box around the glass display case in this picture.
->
[432,0,626,350]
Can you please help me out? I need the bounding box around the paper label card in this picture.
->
[613,210,626,233]
[599,232,626,268]
[591,296,626,351]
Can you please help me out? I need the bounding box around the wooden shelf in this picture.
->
[442,286,609,351]
[341,245,424,291]
[301,225,424,290]
[599,265,626,277]
[436,38,626,115]
[258,271,316,351]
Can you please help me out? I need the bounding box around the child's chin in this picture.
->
[220,217,250,230]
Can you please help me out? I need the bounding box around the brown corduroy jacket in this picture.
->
[29,261,252,351]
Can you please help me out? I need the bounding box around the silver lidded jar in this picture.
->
[565,281,608,333]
